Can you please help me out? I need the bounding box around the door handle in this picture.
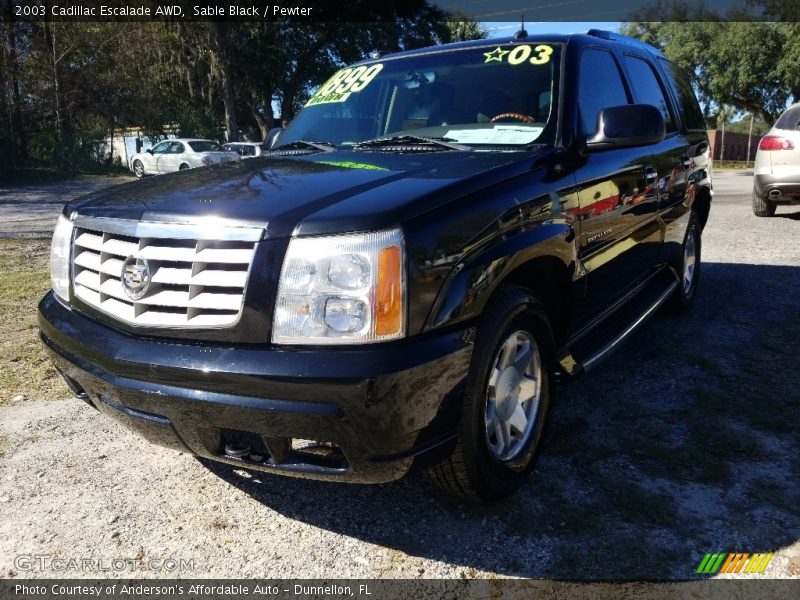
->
[645,167,658,185]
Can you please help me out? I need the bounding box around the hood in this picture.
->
[69,149,546,238]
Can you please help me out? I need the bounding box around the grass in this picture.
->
[0,238,67,404]
[712,160,754,169]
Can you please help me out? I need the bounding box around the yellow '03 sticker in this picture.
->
[483,45,553,65]
[305,64,384,107]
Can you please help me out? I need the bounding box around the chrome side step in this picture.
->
[556,269,679,380]
[581,280,677,371]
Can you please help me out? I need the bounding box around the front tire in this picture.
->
[752,193,776,217]
[427,286,553,502]
[132,160,145,179]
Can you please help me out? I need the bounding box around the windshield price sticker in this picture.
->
[306,64,384,106]
[483,45,553,65]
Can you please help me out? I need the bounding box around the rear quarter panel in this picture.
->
[768,128,800,178]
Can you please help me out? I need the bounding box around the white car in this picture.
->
[753,103,800,216]
[129,139,239,178]
[221,142,266,158]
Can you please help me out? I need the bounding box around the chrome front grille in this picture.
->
[70,217,261,328]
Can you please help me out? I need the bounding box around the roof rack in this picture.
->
[586,29,663,55]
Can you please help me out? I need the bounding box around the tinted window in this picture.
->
[658,58,705,130]
[188,141,220,152]
[167,142,184,154]
[623,55,676,132]
[579,49,629,136]
[775,105,800,131]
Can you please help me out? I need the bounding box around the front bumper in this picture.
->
[754,173,800,204]
[38,292,473,483]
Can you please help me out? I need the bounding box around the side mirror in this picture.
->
[585,104,665,152]
[146,149,154,154]
[264,127,284,150]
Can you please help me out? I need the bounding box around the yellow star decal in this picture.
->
[483,47,510,63]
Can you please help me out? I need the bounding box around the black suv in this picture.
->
[39,31,711,501]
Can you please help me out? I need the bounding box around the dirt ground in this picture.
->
[0,175,132,239]
[0,170,798,580]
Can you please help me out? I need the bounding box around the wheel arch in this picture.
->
[693,184,712,229]
[424,226,576,343]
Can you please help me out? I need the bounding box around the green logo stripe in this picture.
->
[697,553,726,574]
[696,554,713,574]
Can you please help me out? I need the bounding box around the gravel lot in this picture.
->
[0,170,798,580]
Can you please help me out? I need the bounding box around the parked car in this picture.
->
[40,31,711,502]
[753,102,800,216]
[222,142,266,158]
[129,138,239,178]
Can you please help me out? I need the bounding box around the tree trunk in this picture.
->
[43,20,68,166]
[5,7,26,163]
[211,22,238,142]
[251,89,275,139]
[0,27,9,174]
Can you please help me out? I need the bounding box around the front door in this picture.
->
[573,47,661,319]
[157,141,185,173]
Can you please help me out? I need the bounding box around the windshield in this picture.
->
[188,141,221,152]
[279,42,561,149]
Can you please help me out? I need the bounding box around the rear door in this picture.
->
[655,58,710,262]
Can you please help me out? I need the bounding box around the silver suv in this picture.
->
[753,103,800,216]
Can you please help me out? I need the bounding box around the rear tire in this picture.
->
[752,193,776,217]
[426,286,553,502]
[179,163,190,171]
[666,211,701,312]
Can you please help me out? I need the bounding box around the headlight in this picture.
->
[49,215,73,301]
[272,228,405,344]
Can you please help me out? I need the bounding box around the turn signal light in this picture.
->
[375,245,402,336]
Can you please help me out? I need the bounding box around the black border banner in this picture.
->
[3,579,800,600]
[5,0,799,23]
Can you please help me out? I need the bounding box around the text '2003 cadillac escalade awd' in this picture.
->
[39,31,712,501]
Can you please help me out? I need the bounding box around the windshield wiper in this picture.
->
[268,140,336,154]
[353,135,470,153]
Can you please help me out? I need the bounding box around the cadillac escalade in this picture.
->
[38,31,712,501]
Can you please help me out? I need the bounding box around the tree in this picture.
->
[1,2,473,173]
[622,17,800,124]
[445,14,487,42]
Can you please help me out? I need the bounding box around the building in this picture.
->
[707,129,758,162]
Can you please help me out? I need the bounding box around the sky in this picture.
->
[483,21,622,38]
